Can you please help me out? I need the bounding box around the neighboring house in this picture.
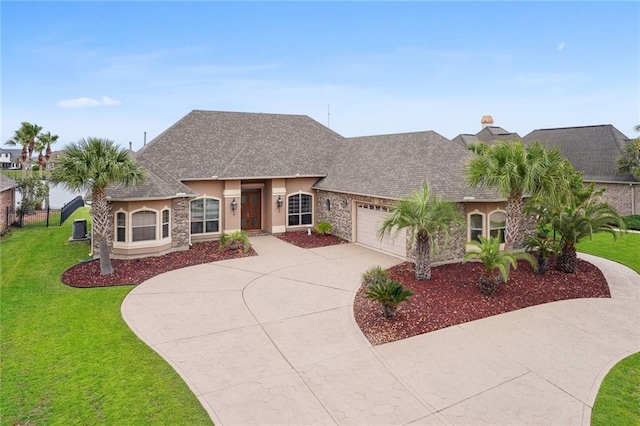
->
[0,174,16,231]
[452,115,522,147]
[0,148,22,169]
[523,125,640,216]
[104,110,509,260]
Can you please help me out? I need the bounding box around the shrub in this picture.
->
[314,221,333,236]
[623,215,640,231]
[365,279,413,318]
[362,266,389,287]
[219,230,251,252]
[524,234,560,274]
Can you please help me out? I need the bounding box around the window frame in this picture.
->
[190,197,221,235]
[287,192,313,227]
[467,210,486,243]
[488,209,507,244]
[162,209,170,239]
[131,210,158,242]
[116,211,127,242]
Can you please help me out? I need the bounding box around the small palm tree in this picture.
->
[550,198,625,273]
[615,138,640,179]
[365,279,414,318]
[464,234,537,296]
[465,141,568,251]
[379,180,463,281]
[523,234,560,274]
[51,138,146,275]
[219,230,251,252]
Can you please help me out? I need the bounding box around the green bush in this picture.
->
[314,221,333,236]
[219,230,251,252]
[623,215,640,231]
[365,279,414,318]
[362,266,389,287]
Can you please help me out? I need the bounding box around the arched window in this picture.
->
[489,210,506,243]
[132,210,157,242]
[469,213,484,242]
[190,198,220,234]
[287,193,313,226]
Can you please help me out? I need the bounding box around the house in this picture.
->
[0,148,22,169]
[0,174,16,231]
[451,115,522,147]
[523,125,640,216]
[104,110,509,260]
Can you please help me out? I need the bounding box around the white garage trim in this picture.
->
[355,204,407,258]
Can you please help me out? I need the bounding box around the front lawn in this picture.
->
[577,231,640,273]
[0,208,212,424]
[591,353,640,426]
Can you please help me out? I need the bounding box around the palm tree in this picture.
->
[464,234,537,296]
[550,196,625,273]
[379,180,463,281]
[5,122,43,178]
[51,138,146,275]
[465,140,568,251]
[615,138,640,179]
[36,131,59,178]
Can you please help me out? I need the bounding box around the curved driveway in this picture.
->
[122,236,639,425]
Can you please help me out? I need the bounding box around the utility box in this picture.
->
[72,219,87,240]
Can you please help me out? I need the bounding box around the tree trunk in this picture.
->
[414,231,432,281]
[479,275,499,296]
[382,304,396,318]
[505,193,524,252]
[557,244,577,273]
[92,187,114,276]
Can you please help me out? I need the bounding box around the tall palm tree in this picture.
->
[5,122,43,178]
[51,138,146,275]
[615,138,640,179]
[465,140,568,251]
[379,180,463,281]
[36,131,59,178]
[550,194,625,273]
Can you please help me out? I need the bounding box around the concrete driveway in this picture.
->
[122,236,639,425]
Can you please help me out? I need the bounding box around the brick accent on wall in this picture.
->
[594,182,639,216]
[0,188,14,231]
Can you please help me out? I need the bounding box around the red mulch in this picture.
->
[354,257,610,345]
[61,241,257,288]
[275,231,348,249]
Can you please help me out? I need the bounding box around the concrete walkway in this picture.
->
[122,237,639,425]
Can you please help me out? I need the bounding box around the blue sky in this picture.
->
[2,1,638,151]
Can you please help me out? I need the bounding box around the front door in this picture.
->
[241,189,261,230]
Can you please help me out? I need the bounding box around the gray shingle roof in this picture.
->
[313,131,501,201]
[523,125,636,182]
[136,110,344,180]
[452,127,521,147]
[0,174,16,192]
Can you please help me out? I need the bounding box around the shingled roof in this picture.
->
[523,125,636,182]
[136,110,344,180]
[313,131,500,201]
[0,174,16,192]
[452,126,522,147]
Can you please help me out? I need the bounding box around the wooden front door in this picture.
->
[241,189,261,230]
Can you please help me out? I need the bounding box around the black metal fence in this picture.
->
[8,195,84,228]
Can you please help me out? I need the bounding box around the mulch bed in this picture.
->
[275,231,348,249]
[61,241,256,288]
[354,257,610,345]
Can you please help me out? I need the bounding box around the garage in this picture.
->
[355,204,407,258]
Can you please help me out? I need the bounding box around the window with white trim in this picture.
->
[190,198,220,234]
[489,211,506,243]
[287,193,313,226]
[132,210,157,242]
[162,209,170,239]
[116,212,126,242]
[469,213,484,242]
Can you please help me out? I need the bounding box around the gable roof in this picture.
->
[452,126,521,147]
[523,124,636,182]
[313,131,500,201]
[136,110,344,180]
[0,174,16,192]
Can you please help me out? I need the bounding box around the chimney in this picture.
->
[144,131,147,146]
[129,141,133,151]
[481,115,494,129]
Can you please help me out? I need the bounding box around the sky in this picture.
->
[2,1,639,152]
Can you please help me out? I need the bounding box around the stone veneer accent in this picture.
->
[171,197,190,249]
[594,182,639,216]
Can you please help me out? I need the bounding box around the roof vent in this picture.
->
[481,115,494,129]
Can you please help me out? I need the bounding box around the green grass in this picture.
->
[1,169,21,179]
[576,231,640,273]
[1,207,212,425]
[591,353,640,426]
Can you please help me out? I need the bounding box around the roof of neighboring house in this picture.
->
[313,131,500,201]
[0,147,23,157]
[135,110,344,180]
[0,174,16,192]
[523,124,636,182]
[452,126,522,147]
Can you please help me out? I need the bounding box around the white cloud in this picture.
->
[557,41,566,51]
[57,96,122,108]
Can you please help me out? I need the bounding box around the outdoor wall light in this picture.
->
[230,198,238,215]
[276,196,284,211]
[341,198,348,208]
